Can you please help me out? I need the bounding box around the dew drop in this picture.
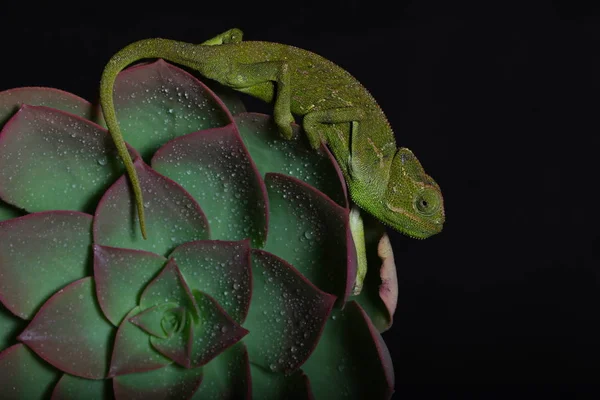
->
[97,156,108,166]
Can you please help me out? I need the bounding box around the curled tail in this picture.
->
[99,38,200,239]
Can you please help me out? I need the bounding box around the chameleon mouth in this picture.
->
[384,202,443,238]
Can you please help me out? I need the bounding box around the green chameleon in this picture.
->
[99,28,445,291]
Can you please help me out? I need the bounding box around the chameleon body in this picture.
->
[100,28,445,243]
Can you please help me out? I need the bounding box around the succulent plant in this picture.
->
[0,59,398,399]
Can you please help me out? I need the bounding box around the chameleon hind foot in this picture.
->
[224,60,295,139]
[302,107,365,149]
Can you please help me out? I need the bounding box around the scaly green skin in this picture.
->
[100,28,445,242]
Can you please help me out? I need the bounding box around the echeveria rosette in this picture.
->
[0,59,397,399]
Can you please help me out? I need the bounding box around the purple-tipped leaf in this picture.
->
[0,211,92,319]
[169,240,252,324]
[94,159,209,256]
[187,291,248,368]
[139,259,199,317]
[109,307,171,378]
[152,123,268,247]
[235,112,348,208]
[18,278,114,379]
[94,244,167,326]
[302,301,395,400]
[129,303,181,339]
[150,314,193,368]
[244,250,336,373]
[0,87,95,126]
[105,59,234,160]
[263,173,357,305]
[0,105,138,214]
[0,344,60,399]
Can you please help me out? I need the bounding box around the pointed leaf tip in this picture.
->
[169,239,252,324]
[109,307,171,378]
[152,123,268,247]
[17,277,114,379]
[94,159,209,256]
[0,211,93,319]
[108,59,234,160]
[263,173,356,305]
[94,244,167,326]
[0,105,137,214]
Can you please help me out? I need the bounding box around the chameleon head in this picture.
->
[380,147,445,238]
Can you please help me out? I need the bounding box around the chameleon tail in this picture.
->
[99,38,201,240]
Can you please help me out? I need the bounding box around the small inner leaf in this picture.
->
[188,291,249,369]
[93,244,167,326]
[139,259,199,319]
[161,307,187,336]
[129,303,179,339]
[109,307,171,378]
[168,240,252,324]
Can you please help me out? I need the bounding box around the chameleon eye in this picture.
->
[414,188,440,216]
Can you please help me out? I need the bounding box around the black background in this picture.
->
[1,0,599,398]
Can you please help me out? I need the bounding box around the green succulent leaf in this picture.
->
[93,245,167,326]
[0,304,25,352]
[169,240,252,324]
[139,258,199,318]
[51,373,113,400]
[109,307,171,378]
[302,301,395,400]
[18,277,115,379]
[0,211,93,319]
[0,87,96,127]
[129,303,181,339]
[152,123,268,247]
[105,59,233,161]
[112,362,203,400]
[0,199,22,222]
[0,344,60,399]
[250,364,313,400]
[192,342,250,400]
[93,159,209,256]
[186,291,248,368]
[0,105,137,214]
[236,112,347,208]
[244,250,336,374]
[263,173,357,305]
[201,81,247,116]
[150,313,193,368]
